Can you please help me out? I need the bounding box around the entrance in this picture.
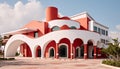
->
[59,45,67,57]
[49,48,54,57]
[76,47,80,58]
[76,46,84,58]
[38,49,41,57]
[80,46,84,58]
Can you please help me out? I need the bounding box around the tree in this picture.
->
[102,38,120,61]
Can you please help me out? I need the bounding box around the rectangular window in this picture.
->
[98,28,100,34]
[94,26,97,32]
[101,39,105,44]
[106,31,108,36]
[102,29,105,35]
[34,31,38,38]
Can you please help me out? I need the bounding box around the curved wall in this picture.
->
[48,20,80,29]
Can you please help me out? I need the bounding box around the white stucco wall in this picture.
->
[48,20,80,28]
[5,30,103,58]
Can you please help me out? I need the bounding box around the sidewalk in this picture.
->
[0,57,118,69]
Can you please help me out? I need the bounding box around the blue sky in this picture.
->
[0,0,120,33]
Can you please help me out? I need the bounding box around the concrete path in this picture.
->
[0,57,118,69]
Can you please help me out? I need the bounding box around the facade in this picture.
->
[4,6,109,59]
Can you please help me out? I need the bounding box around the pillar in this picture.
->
[56,43,59,59]
[70,43,73,59]
[84,44,87,59]
[94,46,97,59]
[40,47,44,59]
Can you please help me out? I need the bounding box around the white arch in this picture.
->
[4,35,34,57]
[5,30,100,58]
[48,47,55,58]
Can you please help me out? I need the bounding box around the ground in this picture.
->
[0,57,118,69]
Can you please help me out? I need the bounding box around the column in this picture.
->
[56,43,59,59]
[70,43,73,59]
[94,46,97,59]
[84,44,87,59]
[40,48,44,59]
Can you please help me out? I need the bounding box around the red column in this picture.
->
[94,46,97,59]
[70,43,73,59]
[56,43,59,59]
[84,44,87,59]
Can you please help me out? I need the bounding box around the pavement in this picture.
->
[0,57,119,69]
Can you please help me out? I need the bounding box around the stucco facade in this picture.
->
[4,6,109,59]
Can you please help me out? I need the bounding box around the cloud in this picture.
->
[116,25,120,31]
[0,0,44,34]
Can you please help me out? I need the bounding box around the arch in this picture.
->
[87,40,94,58]
[35,46,41,57]
[44,40,56,58]
[73,38,84,47]
[49,47,55,58]
[59,43,68,58]
[76,47,80,58]
[58,38,70,58]
[51,26,60,31]
[73,38,84,58]
[5,40,32,57]
[60,25,70,30]
[70,26,77,29]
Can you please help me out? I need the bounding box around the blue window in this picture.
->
[94,26,97,32]
[106,31,108,36]
[52,26,60,31]
[70,26,76,29]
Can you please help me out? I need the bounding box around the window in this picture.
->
[98,28,100,34]
[101,39,105,44]
[70,26,76,29]
[94,26,97,32]
[106,31,108,36]
[102,29,105,35]
[34,31,38,38]
[52,26,60,31]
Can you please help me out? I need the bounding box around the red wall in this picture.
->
[22,21,49,37]
[76,17,90,30]
[44,41,56,58]
[20,43,32,57]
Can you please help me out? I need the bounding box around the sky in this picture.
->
[0,0,120,39]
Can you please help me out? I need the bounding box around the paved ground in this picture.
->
[0,57,118,69]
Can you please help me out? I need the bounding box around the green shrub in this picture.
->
[15,52,20,56]
[0,58,15,60]
[102,60,120,67]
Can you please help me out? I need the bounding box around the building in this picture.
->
[4,6,109,59]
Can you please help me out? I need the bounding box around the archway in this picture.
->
[76,47,80,58]
[44,40,56,58]
[87,40,94,58]
[49,48,55,58]
[20,43,32,57]
[73,38,84,58]
[5,40,32,57]
[59,44,67,57]
[58,38,70,58]
[36,46,41,57]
